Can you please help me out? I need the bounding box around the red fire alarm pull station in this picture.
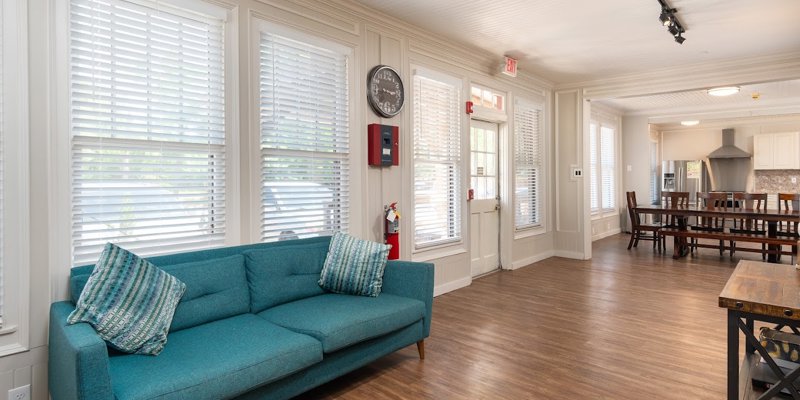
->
[466,101,474,114]
[368,124,399,166]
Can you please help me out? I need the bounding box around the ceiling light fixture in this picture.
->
[681,120,700,126]
[656,0,686,44]
[707,86,740,97]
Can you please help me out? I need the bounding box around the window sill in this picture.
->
[0,325,17,336]
[514,226,547,240]
[412,245,467,262]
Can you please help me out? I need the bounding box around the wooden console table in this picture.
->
[719,260,800,399]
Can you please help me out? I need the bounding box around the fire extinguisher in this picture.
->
[385,202,400,260]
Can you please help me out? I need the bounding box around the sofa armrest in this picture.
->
[381,261,434,337]
[49,301,114,400]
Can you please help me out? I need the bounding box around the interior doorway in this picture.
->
[469,119,500,276]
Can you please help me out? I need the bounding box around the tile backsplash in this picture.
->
[754,170,800,193]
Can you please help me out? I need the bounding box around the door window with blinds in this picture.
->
[412,68,462,248]
[258,24,350,242]
[513,100,543,230]
[589,116,618,216]
[69,0,226,265]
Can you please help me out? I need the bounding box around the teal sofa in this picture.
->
[48,236,434,399]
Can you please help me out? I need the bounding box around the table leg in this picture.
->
[746,318,754,354]
[768,221,779,263]
[728,310,739,400]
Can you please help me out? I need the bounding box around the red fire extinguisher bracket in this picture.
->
[384,202,400,260]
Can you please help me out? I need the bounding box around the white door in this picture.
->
[470,120,500,277]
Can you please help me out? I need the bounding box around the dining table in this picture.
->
[633,204,800,263]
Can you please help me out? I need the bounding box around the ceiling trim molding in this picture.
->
[654,113,800,132]
[322,0,555,90]
[647,107,800,125]
[557,51,800,99]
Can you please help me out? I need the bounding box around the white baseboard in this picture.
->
[509,250,555,270]
[554,250,586,259]
[592,228,621,241]
[433,276,471,297]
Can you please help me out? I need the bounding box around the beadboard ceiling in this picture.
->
[350,0,800,84]
[595,79,800,116]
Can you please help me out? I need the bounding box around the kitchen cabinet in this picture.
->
[753,132,800,170]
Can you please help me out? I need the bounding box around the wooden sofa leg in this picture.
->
[416,340,425,360]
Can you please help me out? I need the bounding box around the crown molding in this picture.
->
[319,0,554,91]
[653,113,800,131]
[557,51,800,100]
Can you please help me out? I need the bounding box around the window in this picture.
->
[589,118,617,215]
[412,68,462,248]
[470,85,504,112]
[258,26,350,242]
[514,100,543,230]
[70,0,226,265]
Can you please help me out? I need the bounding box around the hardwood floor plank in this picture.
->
[296,234,792,399]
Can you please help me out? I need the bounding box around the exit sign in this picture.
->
[502,56,517,77]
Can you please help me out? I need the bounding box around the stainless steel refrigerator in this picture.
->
[661,160,709,205]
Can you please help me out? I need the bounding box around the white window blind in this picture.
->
[600,126,616,211]
[70,0,226,265]
[259,29,350,242]
[412,71,461,248]
[589,123,599,213]
[513,101,542,230]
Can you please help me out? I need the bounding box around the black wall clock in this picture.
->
[367,65,404,118]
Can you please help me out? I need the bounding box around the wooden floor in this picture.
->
[297,234,790,399]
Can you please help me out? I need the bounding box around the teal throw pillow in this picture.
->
[67,243,186,355]
[318,232,391,297]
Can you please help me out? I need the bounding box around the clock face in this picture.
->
[367,65,404,118]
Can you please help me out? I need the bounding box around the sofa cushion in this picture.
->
[68,243,186,355]
[258,293,425,353]
[318,231,390,297]
[243,241,330,313]
[159,255,249,332]
[108,314,322,400]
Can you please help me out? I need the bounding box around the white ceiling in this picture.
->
[351,0,800,84]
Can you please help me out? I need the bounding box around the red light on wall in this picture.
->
[466,101,473,114]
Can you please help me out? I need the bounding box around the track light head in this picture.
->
[668,24,680,35]
[660,11,673,26]
[674,33,686,44]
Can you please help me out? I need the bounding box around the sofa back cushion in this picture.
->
[244,241,329,313]
[160,255,249,332]
[70,254,249,333]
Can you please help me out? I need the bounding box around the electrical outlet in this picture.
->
[792,177,797,184]
[8,385,30,400]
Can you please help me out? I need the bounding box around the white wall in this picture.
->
[5,0,558,396]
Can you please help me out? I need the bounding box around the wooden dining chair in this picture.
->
[691,192,728,256]
[777,193,800,260]
[730,192,768,260]
[660,191,690,249]
[626,191,661,251]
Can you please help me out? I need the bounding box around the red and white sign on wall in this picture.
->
[502,56,518,77]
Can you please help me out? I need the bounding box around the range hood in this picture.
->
[707,128,751,159]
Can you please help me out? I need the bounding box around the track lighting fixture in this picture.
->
[657,0,686,44]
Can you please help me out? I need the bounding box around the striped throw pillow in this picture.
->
[67,243,186,355]
[318,232,391,297]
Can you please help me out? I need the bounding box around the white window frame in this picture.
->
[51,0,237,300]
[513,98,546,234]
[410,65,464,252]
[249,18,361,243]
[0,0,30,356]
[589,111,620,219]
